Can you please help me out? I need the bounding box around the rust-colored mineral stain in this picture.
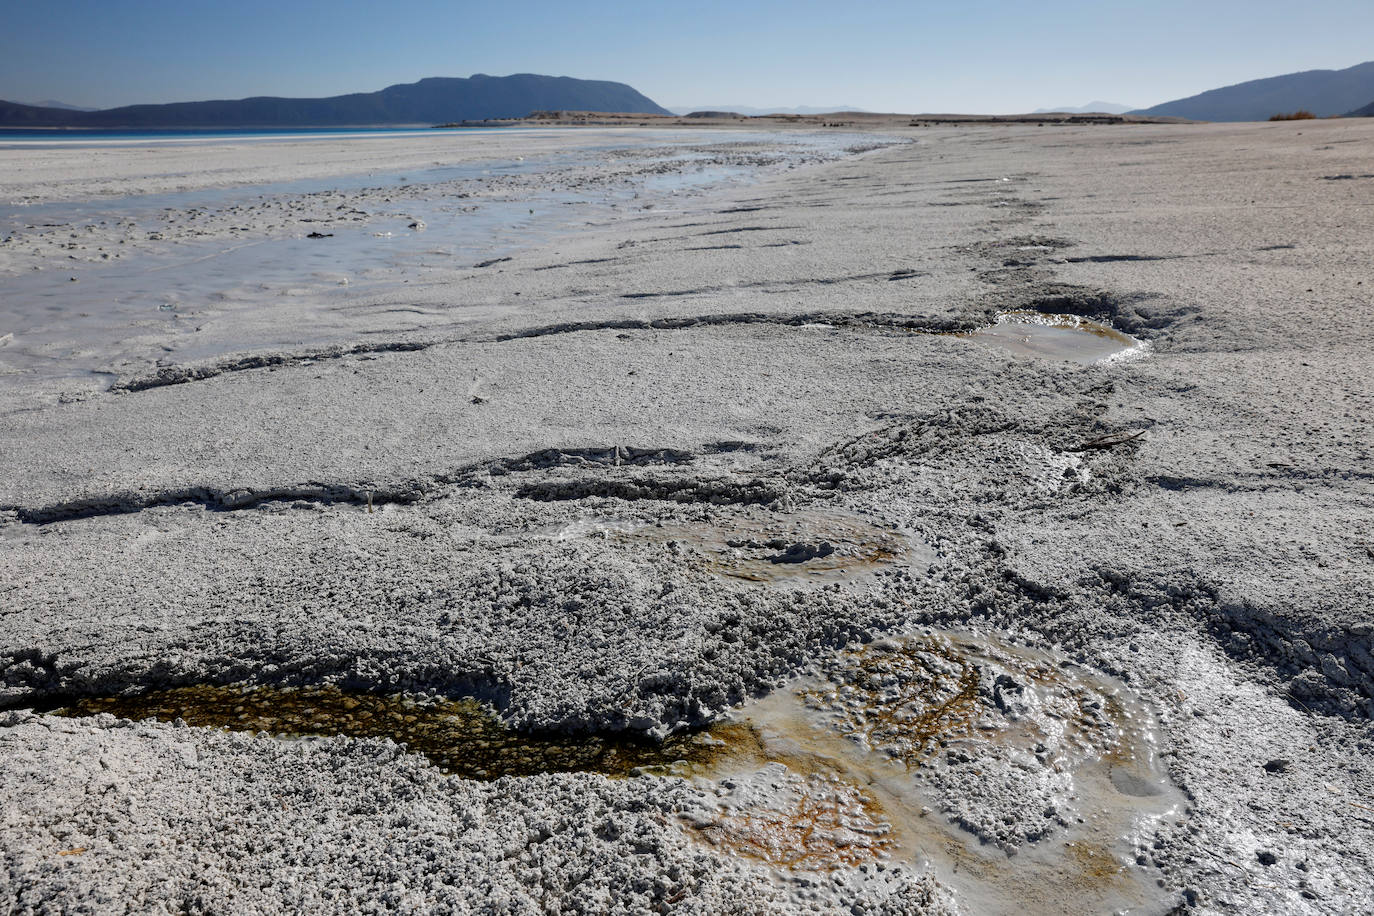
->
[1063,841,1131,887]
[698,773,896,870]
[54,685,734,781]
[799,636,1125,771]
[800,638,983,766]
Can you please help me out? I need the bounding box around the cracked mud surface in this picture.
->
[2,120,1373,914]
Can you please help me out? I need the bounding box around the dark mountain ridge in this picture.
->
[29,99,99,112]
[1133,61,1374,121]
[0,74,671,128]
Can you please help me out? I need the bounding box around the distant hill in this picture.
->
[1348,99,1374,117]
[28,99,99,112]
[0,74,671,128]
[1032,102,1134,114]
[667,104,865,116]
[0,101,67,125]
[1133,61,1374,121]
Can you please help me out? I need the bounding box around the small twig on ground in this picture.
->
[1071,429,1146,452]
[1201,846,1250,877]
[1283,689,1318,717]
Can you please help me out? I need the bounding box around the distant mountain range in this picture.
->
[667,105,865,116]
[1031,102,1134,114]
[0,74,671,128]
[1133,61,1374,121]
[13,67,1374,129]
[26,99,99,112]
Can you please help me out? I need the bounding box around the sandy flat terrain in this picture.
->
[1,120,1372,914]
[0,128,690,203]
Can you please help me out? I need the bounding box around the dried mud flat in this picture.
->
[2,120,1373,914]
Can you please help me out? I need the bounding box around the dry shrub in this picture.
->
[1269,110,1317,121]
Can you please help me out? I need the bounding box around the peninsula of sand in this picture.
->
[1,119,1371,914]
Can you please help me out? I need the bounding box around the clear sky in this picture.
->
[3,0,1373,113]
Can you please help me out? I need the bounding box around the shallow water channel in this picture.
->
[0,131,876,393]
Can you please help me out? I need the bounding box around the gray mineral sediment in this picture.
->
[2,121,1372,914]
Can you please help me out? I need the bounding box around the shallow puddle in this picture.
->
[557,508,932,585]
[49,630,1180,914]
[962,311,1144,364]
[682,632,1185,915]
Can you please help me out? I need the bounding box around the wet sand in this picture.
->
[0,129,876,399]
[1,119,1372,914]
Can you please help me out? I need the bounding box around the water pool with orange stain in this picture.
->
[679,632,1186,914]
[47,630,1183,913]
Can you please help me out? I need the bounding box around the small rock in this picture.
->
[767,542,835,564]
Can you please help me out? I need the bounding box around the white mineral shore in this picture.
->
[1,120,1372,914]
[0,128,679,203]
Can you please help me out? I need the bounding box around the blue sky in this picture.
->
[3,0,1373,113]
